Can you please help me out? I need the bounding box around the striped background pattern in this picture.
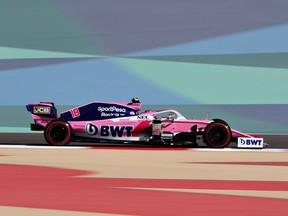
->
[0,0,288,133]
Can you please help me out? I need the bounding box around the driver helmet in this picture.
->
[131,97,140,103]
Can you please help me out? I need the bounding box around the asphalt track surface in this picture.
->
[1,133,287,215]
[0,133,287,148]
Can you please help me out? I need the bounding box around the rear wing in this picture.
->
[26,102,58,130]
[26,102,58,118]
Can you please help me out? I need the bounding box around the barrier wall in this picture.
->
[0,1,288,132]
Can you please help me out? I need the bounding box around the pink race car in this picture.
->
[26,98,264,148]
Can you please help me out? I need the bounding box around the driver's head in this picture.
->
[131,97,140,103]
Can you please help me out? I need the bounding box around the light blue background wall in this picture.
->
[0,0,288,133]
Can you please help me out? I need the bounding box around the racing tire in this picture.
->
[203,121,231,148]
[44,120,72,146]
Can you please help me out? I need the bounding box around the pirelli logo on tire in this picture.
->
[33,106,51,114]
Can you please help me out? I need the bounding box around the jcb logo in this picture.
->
[33,106,51,114]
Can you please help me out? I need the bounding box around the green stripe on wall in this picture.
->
[117,58,288,104]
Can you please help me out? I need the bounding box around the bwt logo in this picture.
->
[86,123,133,137]
[240,139,262,145]
[237,137,264,148]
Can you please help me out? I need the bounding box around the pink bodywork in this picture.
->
[30,101,257,142]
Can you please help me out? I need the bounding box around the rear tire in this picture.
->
[44,120,72,146]
[203,121,231,148]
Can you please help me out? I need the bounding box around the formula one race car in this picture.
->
[26,98,264,148]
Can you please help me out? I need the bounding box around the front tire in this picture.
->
[44,120,72,146]
[203,121,231,148]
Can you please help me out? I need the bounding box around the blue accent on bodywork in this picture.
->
[60,102,139,121]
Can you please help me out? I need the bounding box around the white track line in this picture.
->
[0,145,287,152]
[189,148,288,152]
[0,145,87,149]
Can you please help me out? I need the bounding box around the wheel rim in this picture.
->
[206,123,230,147]
[48,124,69,143]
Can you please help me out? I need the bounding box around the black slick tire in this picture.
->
[44,120,72,146]
[203,121,231,148]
